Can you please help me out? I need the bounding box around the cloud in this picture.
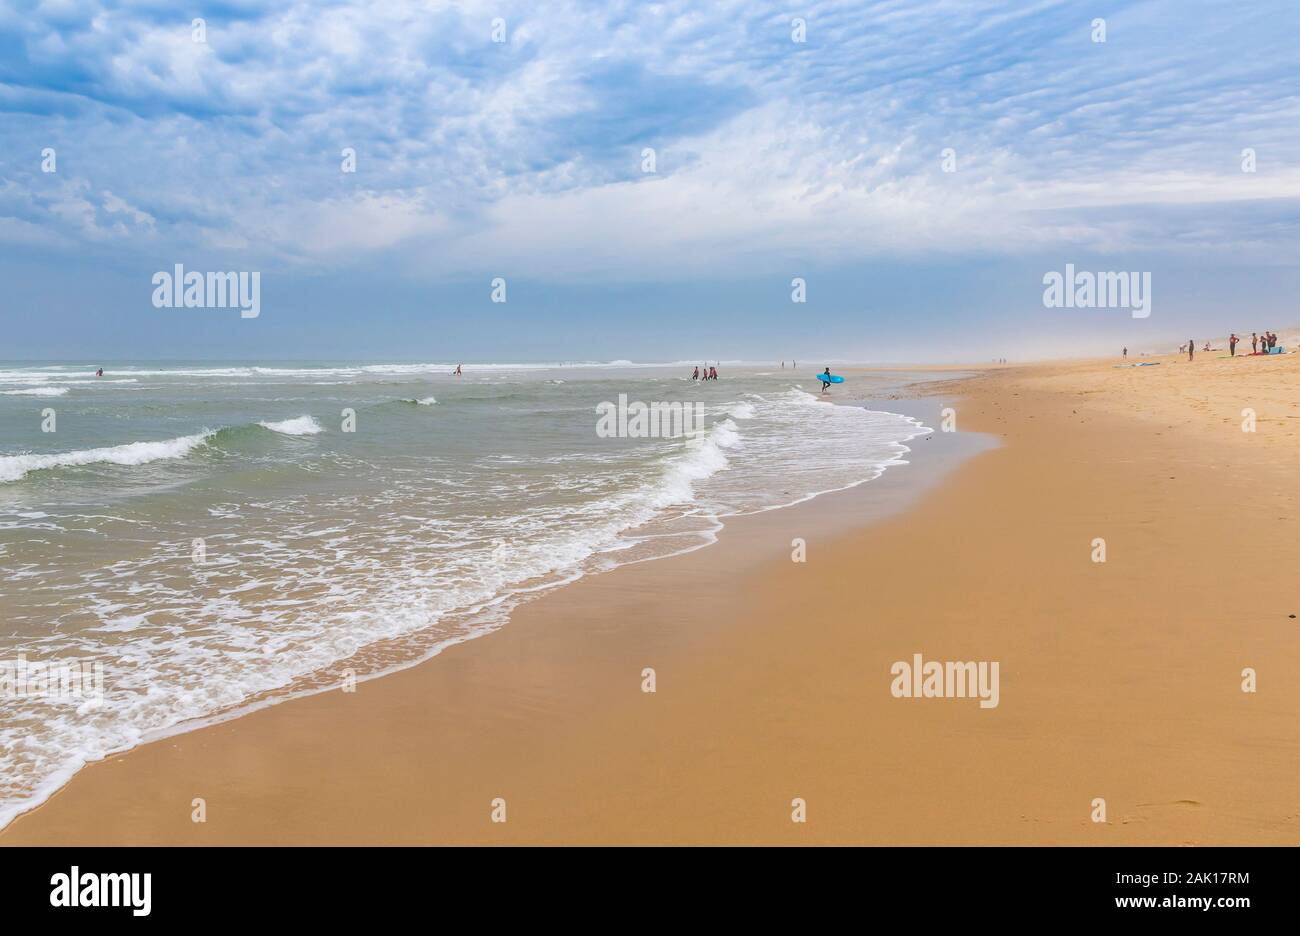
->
[1,0,1298,279]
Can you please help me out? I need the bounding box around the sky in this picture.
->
[2,0,1299,363]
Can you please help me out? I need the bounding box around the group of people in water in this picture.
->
[691,365,719,381]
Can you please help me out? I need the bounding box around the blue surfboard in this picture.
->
[813,374,845,383]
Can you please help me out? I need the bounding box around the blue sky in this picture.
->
[2,0,1299,362]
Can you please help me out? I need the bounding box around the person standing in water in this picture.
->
[819,367,832,394]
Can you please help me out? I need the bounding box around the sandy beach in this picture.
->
[4,350,1299,846]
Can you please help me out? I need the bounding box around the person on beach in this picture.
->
[1230,334,1238,356]
[819,367,832,394]
[454,364,462,376]
[1251,333,1258,353]
[1188,340,1194,362]
[692,366,699,380]
[1122,347,1127,358]
[1268,332,1277,350]
[709,366,717,380]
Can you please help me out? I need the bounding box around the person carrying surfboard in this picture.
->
[820,367,832,394]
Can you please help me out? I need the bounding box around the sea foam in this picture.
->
[0,431,215,483]
[258,416,325,435]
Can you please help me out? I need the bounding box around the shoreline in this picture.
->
[0,371,979,838]
[5,354,1300,844]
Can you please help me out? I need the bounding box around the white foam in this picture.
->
[2,387,69,397]
[414,397,437,406]
[258,416,324,436]
[0,431,214,483]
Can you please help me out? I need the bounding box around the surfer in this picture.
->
[454,364,462,376]
[820,367,832,394]
[95,367,103,377]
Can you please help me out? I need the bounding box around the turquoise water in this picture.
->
[0,360,933,826]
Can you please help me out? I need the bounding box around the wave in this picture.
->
[0,431,215,483]
[0,412,334,483]
[258,415,325,436]
[400,396,437,406]
[2,387,68,397]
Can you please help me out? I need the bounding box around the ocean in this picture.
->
[0,360,933,827]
